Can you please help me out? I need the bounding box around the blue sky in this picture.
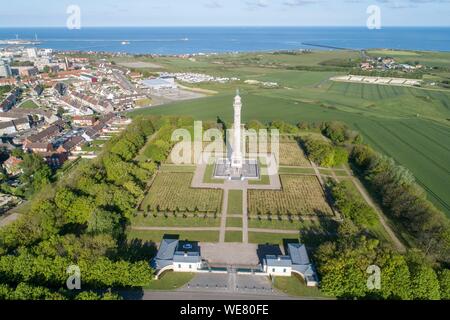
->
[1,0,450,27]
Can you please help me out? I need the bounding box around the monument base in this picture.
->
[214,158,260,181]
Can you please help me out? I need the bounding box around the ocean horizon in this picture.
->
[1,26,449,54]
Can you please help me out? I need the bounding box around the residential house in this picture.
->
[2,156,23,176]
[57,135,85,154]
[151,238,204,279]
[0,121,17,135]
[12,117,31,131]
[24,120,65,145]
[43,152,68,169]
[26,142,53,154]
[72,115,97,127]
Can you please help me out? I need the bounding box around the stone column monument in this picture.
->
[231,89,243,170]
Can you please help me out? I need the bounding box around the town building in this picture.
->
[72,115,97,127]
[151,238,204,278]
[0,121,17,135]
[151,236,319,287]
[0,60,12,78]
[57,135,85,154]
[142,78,177,90]
[263,243,318,287]
[2,156,23,176]
[26,142,54,154]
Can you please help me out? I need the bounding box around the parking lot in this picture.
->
[184,272,274,295]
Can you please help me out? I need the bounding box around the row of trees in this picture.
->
[351,144,450,264]
[330,181,378,229]
[301,136,348,168]
[315,220,449,299]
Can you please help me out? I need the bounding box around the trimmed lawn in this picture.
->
[248,218,318,231]
[273,275,330,298]
[225,231,243,243]
[159,165,196,173]
[248,232,298,245]
[128,230,220,243]
[227,190,243,214]
[131,215,221,228]
[203,163,225,184]
[278,167,316,175]
[227,217,243,228]
[19,100,39,109]
[248,173,270,185]
[145,272,195,291]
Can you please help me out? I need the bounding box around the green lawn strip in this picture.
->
[248,232,298,245]
[225,231,243,243]
[227,217,243,228]
[227,190,243,214]
[319,168,333,175]
[128,230,220,243]
[131,215,221,228]
[145,272,195,291]
[203,163,225,184]
[19,100,39,109]
[278,167,316,175]
[273,275,330,298]
[248,218,319,231]
[159,165,196,173]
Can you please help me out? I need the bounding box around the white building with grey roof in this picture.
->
[151,238,205,279]
[263,243,318,287]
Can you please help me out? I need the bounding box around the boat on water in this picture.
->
[121,41,130,45]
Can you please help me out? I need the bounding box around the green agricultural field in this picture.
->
[140,172,223,213]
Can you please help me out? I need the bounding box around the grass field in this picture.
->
[248,218,320,231]
[227,190,243,214]
[248,175,334,216]
[128,230,220,243]
[18,100,39,109]
[273,275,328,298]
[225,231,242,243]
[227,217,243,228]
[145,272,195,290]
[131,215,221,227]
[248,232,298,245]
[141,172,223,213]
